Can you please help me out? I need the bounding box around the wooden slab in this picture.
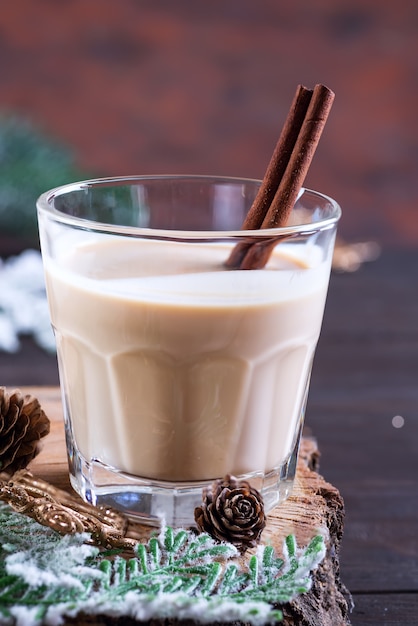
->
[24,386,352,625]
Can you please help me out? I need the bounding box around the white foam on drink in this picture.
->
[46,237,327,306]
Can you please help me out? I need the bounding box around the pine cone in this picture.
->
[0,387,50,474]
[194,474,266,552]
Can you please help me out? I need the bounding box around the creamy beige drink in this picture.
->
[45,237,329,482]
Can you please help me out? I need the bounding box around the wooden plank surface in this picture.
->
[24,387,70,490]
[307,248,418,623]
[351,594,418,624]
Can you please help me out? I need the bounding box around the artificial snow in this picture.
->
[0,249,55,353]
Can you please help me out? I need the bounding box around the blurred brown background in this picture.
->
[1,0,417,249]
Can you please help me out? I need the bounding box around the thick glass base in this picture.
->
[67,430,302,528]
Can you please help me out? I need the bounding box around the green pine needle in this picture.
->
[0,502,326,625]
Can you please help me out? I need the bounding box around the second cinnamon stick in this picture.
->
[238,84,335,270]
[225,85,313,269]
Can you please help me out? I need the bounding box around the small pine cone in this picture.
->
[194,474,266,552]
[0,387,50,474]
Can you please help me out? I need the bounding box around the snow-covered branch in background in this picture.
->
[0,250,55,353]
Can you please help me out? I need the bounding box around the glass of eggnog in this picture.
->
[37,176,340,527]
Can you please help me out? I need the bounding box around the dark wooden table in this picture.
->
[1,245,417,624]
[308,247,418,624]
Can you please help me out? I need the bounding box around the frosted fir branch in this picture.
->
[0,113,89,242]
[0,503,326,625]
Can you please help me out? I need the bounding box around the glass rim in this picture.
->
[36,174,341,239]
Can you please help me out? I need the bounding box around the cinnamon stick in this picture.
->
[242,85,314,231]
[226,85,313,269]
[262,83,334,229]
[227,84,335,270]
